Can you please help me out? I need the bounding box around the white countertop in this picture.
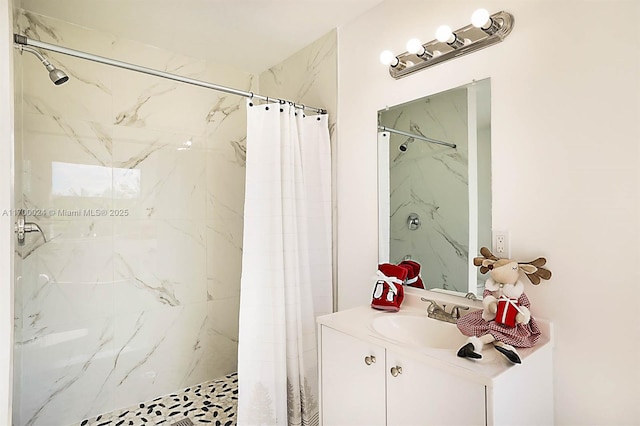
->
[317,289,552,386]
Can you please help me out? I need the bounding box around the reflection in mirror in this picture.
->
[378,78,491,297]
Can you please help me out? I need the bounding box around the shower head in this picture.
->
[46,64,69,85]
[398,137,415,152]
[15,44,69,85]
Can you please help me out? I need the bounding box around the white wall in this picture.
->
[337,1,640,424]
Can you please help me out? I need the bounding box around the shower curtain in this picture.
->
[237,100,332,426]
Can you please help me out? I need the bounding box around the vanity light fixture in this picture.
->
[405,38,441,61]
[380,9,514,79]
[379,50,412,71]
[435,25,466,49]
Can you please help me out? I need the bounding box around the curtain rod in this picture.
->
[378,125,456,148]
[13,34,327,115]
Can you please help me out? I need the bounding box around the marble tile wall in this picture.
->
[12,9,252,426]
[259,29,337,316]
[379,88,470,293]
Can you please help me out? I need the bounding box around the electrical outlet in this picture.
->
[493,230,510,258]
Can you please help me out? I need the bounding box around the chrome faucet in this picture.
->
[451,304,470,319]
[464,292,478,301]
[420,298,469,324]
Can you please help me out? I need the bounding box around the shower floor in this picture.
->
[73,373,238,426]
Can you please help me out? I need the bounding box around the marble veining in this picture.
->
[230,136,247,166]
[114,83,178,127]
[63,63,113,95]
[115,314,178,388]
[205,96,240,125]
[113,140,166,170]
[133,276,180,307]
[16,11,61,42]
[22,319,114,426]
[297,37,337,102]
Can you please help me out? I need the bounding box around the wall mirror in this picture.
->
[377,78,491,297]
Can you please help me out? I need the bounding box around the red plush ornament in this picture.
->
[495,297,521,328]
[371,263,409,312]
[398,260,425,289]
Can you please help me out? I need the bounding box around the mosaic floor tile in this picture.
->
[73,373,238,426]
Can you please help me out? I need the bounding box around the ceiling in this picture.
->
[19,0,383,75]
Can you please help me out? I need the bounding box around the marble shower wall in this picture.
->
[13,9,252,426]
[379,88,469,293]
[259,29,337,316]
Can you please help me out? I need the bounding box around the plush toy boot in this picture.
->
[493,341,522,364]
[457,334,523,364]
[371,263,409,312]
[399,260,424,289]
[457,336,485,359]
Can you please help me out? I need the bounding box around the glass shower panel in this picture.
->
[12,8,249,425]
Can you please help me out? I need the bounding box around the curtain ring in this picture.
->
[249,92,254,99]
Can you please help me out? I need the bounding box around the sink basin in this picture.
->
[372,314,467,349]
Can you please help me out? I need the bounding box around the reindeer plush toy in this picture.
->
[457,247,552,364]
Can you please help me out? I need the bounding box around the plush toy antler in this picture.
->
[473,247,498,274]
[473,247,552,285]
[520,257,552,285]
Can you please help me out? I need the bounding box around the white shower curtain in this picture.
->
[237,100,332,426]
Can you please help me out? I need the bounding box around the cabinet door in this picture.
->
[386,350,486,426]
[320,326,386,426]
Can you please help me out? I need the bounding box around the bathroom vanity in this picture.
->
[317,292,553,425]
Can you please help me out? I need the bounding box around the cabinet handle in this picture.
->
[364,355,376,365]
[390,366,403,377]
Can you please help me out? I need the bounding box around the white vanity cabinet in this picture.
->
[320,326,484,426]
[318,304,554,426]
[385,348,485,425]
[320,326,386,425]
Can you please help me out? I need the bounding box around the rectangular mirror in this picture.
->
[378,78,491,297]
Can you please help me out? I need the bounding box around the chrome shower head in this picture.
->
[398,137,414,152]
[15,44,69,86]
[45,63,69,85]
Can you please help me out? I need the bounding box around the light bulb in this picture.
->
[471,8,491,28]
[380,50,396,66]
[435,25,454,43]
[406,38,424,55]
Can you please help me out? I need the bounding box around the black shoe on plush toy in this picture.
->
[456,247,552,365]
[494,342,522,364]
[457,341,482,359]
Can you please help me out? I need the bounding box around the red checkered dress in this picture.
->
[456,290,541,348]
